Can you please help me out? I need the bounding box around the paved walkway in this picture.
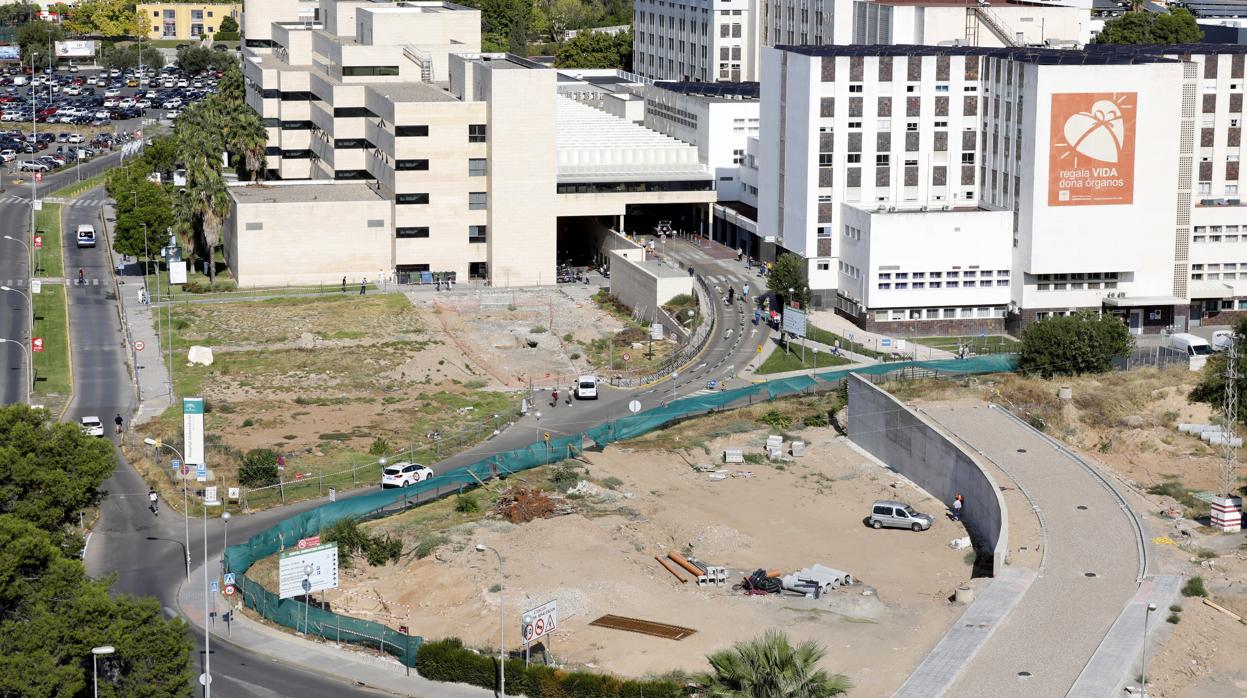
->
[101,202,172,425]
[808,308,957,360]
[908,401,1145,696]
[1068,574,1183,697]
[178,562,493,698]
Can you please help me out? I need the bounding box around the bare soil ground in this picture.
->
[262,420,977,695]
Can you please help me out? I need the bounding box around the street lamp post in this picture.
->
[1141,602,1157,695]
[3,235,34,354]
[476,544,505,696]
[143,438,191,579]
[202,493,213,696]
[29,52,37,244]
[91,645,114,698]
[0,337,31,401]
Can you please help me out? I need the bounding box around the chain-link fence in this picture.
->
[226,353,1018,668]
[1111,345,1189,371]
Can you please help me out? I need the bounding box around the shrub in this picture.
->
[238,448,279,487]
[803,413,829,428]
[548,463,581,491]
[1017,311,1133,378]
[601,476,624,490]
[761,409,792,430]
[415,534,450,559]
[1169,604,1183,613]
[454,493,481,513]
[1181,576,1208,598]
[368,437,389,456]
[530,326,548,334]
[415,638,683,697]
[1166,613,1181,624]
[322,517,403,568]
[240,418,254,428]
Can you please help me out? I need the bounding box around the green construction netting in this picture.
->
[225,353,1017,666]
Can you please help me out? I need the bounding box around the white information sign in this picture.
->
[169,261,187,285]
[227,487,240,500]
[183,397,205,465]
[278,542,339,599]
[30,279,41,294]
[55,40,95,58]
[203,486,220,506]
[650,323,664,341]
[521,599,558,643]
[782,307,808,338]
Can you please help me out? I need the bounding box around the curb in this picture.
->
[56,202,74,419]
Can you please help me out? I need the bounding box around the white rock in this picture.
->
[187,345,214,366]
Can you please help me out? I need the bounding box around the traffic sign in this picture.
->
[223,584,235,596]
[196,463,206,482]
[542,432,550,442]
[223,573,236,586]
[31,337,43,353]
[180,464,190,476]
[171,458,181,471]
[622,352,631,362]
[33,172,41,182]
[134,340,145,351]
[297,535,321,549]
[520,600,558,644]
[32,235,42,249]
[628,400,641,413]
[210,580,219,593]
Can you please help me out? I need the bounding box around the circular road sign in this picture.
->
[223,584,235,596]
[134,340,145,351]
[180,464,190,476]
[622,352,631,362]
[628,400,641,414]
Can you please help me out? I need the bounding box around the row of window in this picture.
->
[1193,273,1247,280]
[395,193,488,208]
[396,226,488,242]
[1035,282,1119,290]
[880,270,1008,280]
[1034,272,1119,281]
[874,307,1005,322]
[879,280,1009,290]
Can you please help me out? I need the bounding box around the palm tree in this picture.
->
[229,110,268,181]
[178,128,230,284]
[702,630,851,698]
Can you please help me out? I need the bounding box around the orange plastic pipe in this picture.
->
[668,551,704,577]
[656,556,687,583]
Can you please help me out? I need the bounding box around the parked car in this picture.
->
[80,416,104,437]
[18,160,47,171]
[0,149,15,162]
[1168,332,1214,371]
[381,461,434,488]
[868,500,933,532]
[1212,329,1235,352]
[575,375,599,399]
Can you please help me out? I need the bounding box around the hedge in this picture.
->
[416,638,686,697]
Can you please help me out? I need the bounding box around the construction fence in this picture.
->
[225,353,1019,669]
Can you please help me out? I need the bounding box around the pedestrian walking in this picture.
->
[952,494,963,521]
[736,247,743,262]
[833,339,841,356]
[114,413,124,435]
[727,287,735,304]
[551,388,559,407]
[566,386,573,406]
[342,276,346,293]
[148,488,159,516]
[360,278,367,295]
[743,283,749,300]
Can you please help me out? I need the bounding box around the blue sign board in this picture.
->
[210,580,219,593]
[196,463,206,479]
[223,573,236,586]
[171,458,181,470]
[881,338,892,347]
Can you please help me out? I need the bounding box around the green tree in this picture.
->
[702,630,851,698]
[112,181,174,260]
[176,45,230,73]
[239,448,279,487]
[0,3,40,27]
[1094,8,1202,45]
[16,20,64,62]
[1189,315,1247,426]
[226,109,268,181]
[218,15,239,34]
[1016,311,1133,378]
[64,0,144,37]
[508,12,529,55]
[553,28,632,69]
[0,404,115,541]
[99,42,164,70]
[765,253,809,309]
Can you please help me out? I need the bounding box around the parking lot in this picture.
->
[0,63,220,176]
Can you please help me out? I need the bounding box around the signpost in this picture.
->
[782,307,808,363]
[203,486,220,506]
[227,487,240,501]
[297,535,321,549]
[171,458,180,472]
[520,600,558,666]
[196,463,206,483]
[32,235,42,249]
[134,340,145,351]
[31,337,44,353]
[628,400,641,414]
[183,397,205,466]
[223,573,236,586]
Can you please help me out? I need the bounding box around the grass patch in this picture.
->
[909,335,1019,353]
[756,345,851,375]
[1181,576,1208,598]
[805,324,885,359]
[415,534,451,559]
[147,271,381,302]
[34,203,63,278]
[1146,478,1206,519]
[662,293,702,332]
[50,172,108,199]
[31,285,70,398]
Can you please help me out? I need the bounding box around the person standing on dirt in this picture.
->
[342,276,347,293]
[360,278,367,295]
[952,494,963,521]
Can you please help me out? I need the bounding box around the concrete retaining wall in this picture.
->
[607,242,693,325]
[846,374,1008,576]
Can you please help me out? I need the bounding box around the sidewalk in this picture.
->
[103,201,172,425]
[178,562,493,698]
[808,309,957,360]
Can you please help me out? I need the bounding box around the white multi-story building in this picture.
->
[635,0,1091,83]
[752,43,1247,335]
[236,0,716,288]
[632,0,761,82]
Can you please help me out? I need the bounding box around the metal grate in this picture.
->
[589,615,697,640]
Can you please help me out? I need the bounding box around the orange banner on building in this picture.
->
[1048,92,1137,207]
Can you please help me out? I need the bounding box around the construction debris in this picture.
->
[782,564,855,595]
[656,556,688,583]
[492,486,562,523]
[668,551,705,577]
[724,449,744,464]
[949,536,972,550]
[589,614,697,640]
[791,441,806,457]
[1202,597,1246,623]
[737,569,782,595]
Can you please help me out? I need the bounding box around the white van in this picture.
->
[75,224,96,248]
[1168,332,1214,371]
[574,375,599,400]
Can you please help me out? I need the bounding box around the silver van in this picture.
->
[869,500,933,532]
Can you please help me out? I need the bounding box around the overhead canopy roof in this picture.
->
[555,97,709,183]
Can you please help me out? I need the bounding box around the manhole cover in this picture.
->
[1077,505,1088,510]
[1085,572,1098,578]
[1018,671,1033,679]
[1017,448,1027,453]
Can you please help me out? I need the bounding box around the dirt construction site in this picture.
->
[291,421,975,696]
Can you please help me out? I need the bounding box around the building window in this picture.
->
[468,124,487,143]
[817,261,830,270]
[190,24,203,37]
[396,159,430,171]
[469,262,488,279]
[469,225,487,243]
[876,154,890,166]
[342,66,400,77]
[396,193,430,205]
[468,192,487,210]
[469,158,487,176]
[191,10,203,19]
[396,125,429,137]
[396,227,430,238]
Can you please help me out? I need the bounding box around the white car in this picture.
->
[103,88,121,97]
[381,461,434,488]
[1212,329,1235,352]
[80,416,104,437]
[67,133,83,143]
[574,375,599,399]
[161,98,182,109]
[166,109,180,120]
[0,149,15,162]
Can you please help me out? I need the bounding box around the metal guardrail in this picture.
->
[611,275,716,388]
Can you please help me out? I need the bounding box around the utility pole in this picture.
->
[1220,338,1240,502]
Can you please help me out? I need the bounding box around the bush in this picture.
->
[213,31,240,41]
[803,413,829,428]
[548,463,581,491]
[1017,311,1133,378]
[415,534,450,559]
[368,437,389,456]
[1166,613,1181,624]
[454,493,481,513]
[415,638,684,697]
[238,448,279,487]
[322,517,404,568]
[601,476,624,490]
[1181,576,1208,598]
[761,409,792,431]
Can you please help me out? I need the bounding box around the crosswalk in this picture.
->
[0,194,108,208]
[1,277,107,287]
